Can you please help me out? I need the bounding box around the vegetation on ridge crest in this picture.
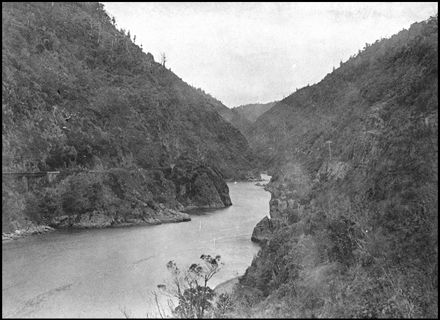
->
[2,2,256,232]
[233,14,438,318]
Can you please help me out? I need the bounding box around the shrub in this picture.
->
[156,254,223,318]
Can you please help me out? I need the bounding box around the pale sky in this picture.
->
[102,2,438,107]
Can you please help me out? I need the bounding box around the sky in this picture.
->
[102,2,438,107]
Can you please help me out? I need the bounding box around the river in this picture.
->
[2,175,271,318]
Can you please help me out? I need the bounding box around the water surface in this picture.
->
[2,177,270,318]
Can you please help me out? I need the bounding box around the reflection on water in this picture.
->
[2,176,271,318]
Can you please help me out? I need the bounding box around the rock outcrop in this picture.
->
[2,225,54,241]
[168,160,232,209]
[251,216,274,244]
[49,208,190,229]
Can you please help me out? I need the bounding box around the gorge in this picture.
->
[2,2,438,319]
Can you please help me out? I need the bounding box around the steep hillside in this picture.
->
[199,90,254,136]
[233,101,277,123]
[234,16,438,318]
[2,2,255,232]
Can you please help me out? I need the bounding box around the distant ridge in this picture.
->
[233,101,278,123]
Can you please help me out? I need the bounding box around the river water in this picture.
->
[2,175,271,318]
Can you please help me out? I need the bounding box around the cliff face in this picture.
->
[166,158,232,209]
[237,16,438,318]
[2,2,254,232]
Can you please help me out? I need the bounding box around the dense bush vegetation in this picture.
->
[2,2,256,231]
[235,15,438,318]
[2,2,254,176]
[20,168,179,227]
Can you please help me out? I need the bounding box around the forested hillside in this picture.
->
[199,91,254,136]
[233,101,277,123]
[233,15,438,318]
[2,2,256,232]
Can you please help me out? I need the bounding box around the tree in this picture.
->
[161,52,167,67]
[325,140,333,161]
[156,254,223,318]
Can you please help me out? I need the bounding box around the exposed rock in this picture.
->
[142,216,162,225]
[74,211,114,228]
[255,182,267,187]
[48,206,191,229]
[2,234,14,241]
[251,216,275,245]
[49,215,75,228]
[169,160,232,209]
[155,208,191,223]
[251,163,310,244]
[2,224,55,241]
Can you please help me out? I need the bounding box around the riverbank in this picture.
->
[2,211,191,242]
[2,225,55,242]
[214,276,240,295]
[2,176,271,243]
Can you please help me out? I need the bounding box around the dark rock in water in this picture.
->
[251,216,275,244]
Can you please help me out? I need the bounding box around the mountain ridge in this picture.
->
[232,101,277,123]
[2,2,257,233]
[233,15,438,318]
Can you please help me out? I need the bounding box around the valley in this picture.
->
[2,2,438,319]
